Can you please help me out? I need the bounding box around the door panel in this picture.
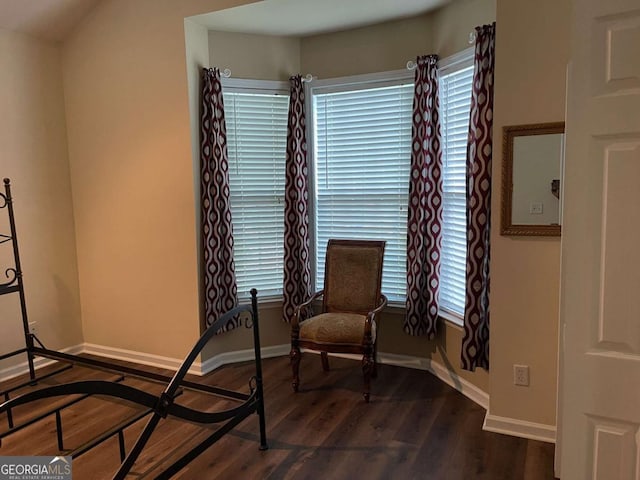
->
[559,0,640,478]
[599,141,640,354]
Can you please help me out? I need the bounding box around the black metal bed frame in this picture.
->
[0,178,268,479]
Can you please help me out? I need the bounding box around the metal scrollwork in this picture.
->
[1,180,17,289]
[0,268,18,288]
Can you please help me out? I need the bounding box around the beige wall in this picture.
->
[60,0,257,360]
[490,0,571,426]
[301,14,433,78]
[301,0,495,79]
[201,303,290,360]
[184,19,209,323]
[0,28,83,372]
[431,0,496,58]
[208,31,300,81]
[378,311,490,392]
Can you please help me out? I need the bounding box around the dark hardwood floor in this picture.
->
[0,354,556,479]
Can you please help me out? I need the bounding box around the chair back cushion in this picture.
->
[323,239,385,315]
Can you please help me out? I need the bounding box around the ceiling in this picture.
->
[193,0,450,36]
[0,0,450,45]
[0,0,101,43]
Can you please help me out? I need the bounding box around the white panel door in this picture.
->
[559,0,640,478]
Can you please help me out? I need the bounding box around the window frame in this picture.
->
[221,77,290,302]
[435,48,474,324]
[307,69,414,303]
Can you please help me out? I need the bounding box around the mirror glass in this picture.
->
[501,122,564,236]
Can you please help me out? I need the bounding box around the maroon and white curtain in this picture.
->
[200,67,239,332]
[283,75,312,322]
[461,23,496,371]
[405,55,443,339]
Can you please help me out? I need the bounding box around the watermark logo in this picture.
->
[0,456,72,480]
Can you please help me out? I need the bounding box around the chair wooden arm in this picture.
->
[365,294,388,334]
[291,290,324,327]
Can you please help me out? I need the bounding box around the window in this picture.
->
[312,81,413,302]
[223,83,289,298]
[311,50,473,317]
[439,61,474,316]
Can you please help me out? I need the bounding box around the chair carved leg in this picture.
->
[372,342,378,379]
[290,347,300,392]
[362,353,373,403]
[321,351,330,372]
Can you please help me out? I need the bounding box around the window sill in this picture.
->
[439,309,464,329]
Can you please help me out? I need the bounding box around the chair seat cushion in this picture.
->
[299,312,376,347]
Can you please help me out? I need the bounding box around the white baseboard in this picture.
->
[2,343,490,414]
[83,343,291,376]
[378,352,490,410]
[483,413,556,444]
[1,343,292,380]
[301,349,489,410]
[82,343,203,376]
[2,342,490,412]
[199,344,290,375]
[0,344,84,382]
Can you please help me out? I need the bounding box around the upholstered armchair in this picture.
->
[290,239,387,402]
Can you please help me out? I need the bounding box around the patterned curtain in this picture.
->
[200,67,239,332]
[405,55,443,339]
[283,75,312,322]
[461,23,496,371]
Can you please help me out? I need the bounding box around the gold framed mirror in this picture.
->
[501,122,564,236]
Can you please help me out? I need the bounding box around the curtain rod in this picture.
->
[406,30,476,71]
[219,69,314,83]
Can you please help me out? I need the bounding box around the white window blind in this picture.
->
[224,91,289,298]
[439,65,474,316]
[313,83,413,302]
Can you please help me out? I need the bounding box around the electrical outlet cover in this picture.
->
[514,364,530,386]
